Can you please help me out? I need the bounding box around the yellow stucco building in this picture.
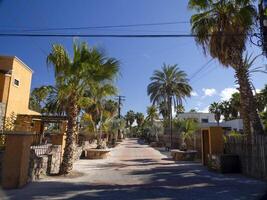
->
[0,55,39,129]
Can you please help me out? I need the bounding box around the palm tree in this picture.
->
[135,112,145,128]
[180,119,199,151]
[220,101,231,121]
[125,110,135,129]
[47,42,119,174]
[230,92,241,119]
[84,83,117,146]
[147,64,192,116]
[147,64,192,147]
[189,0,264,136]
[146,106,159,123]
[209,102,222,126]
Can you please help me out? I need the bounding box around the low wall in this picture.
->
[28,150,48,181]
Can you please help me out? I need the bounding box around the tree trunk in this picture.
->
[60,98,78,175]
[235,67,264,137]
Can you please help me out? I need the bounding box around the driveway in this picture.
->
[2,138,267,200]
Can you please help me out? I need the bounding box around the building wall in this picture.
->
[177,112,216,123]
[0,56,40,118]
[0,74,11,103]
[0,103,5,130]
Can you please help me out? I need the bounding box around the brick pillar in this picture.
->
[2,132,34,189]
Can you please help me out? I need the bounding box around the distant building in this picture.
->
[177,112,216,126]
[0,56,39,129]
[220,119,243,132]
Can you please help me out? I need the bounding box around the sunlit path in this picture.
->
[4,139,267,200]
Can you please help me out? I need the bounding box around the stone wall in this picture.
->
[0,103,5,130]
[27,143,83,181]
[28,144,62,180]
[74,145,83,161]
[28,149,48,181]
[47,145,62,175]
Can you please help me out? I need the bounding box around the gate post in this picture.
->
[2,132,34,189]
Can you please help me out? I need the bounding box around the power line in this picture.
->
[0,21,190,32]
[0,33,253,38]
[189,58,214,80]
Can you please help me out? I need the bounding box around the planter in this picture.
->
[209,154,241,173]
[171,150,197,161]
[84,149,111,159]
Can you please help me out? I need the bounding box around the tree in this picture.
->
[189,0,264,136]
[189,109,197,113]
[147,64,192,117]
[180,119,199,151]
[229,92,241,119]
[220,101,232,121]
[256,84,267,112]
[84,83,117,146]
[29,86,54,113]
[47,41,119,174]
[135,112,145,128]
[176,104,185,115]
[209,102,222,126]
[125,110,135,129]
[146,106,159,123]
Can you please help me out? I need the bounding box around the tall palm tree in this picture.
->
[47,42,119,174]
[147,64,192,118]
[209,102,223,126]
[189,0,264,136]
[147,64,192,147]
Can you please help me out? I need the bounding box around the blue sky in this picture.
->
[0,0,266,115]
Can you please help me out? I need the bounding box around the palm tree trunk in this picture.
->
[60,98,78,175]
[235,67,264,137]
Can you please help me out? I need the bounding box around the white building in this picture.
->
[177,112,244,131]
[177,112,216,126]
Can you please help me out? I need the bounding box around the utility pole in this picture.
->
[116,95,126,119]
[115,95,126,140]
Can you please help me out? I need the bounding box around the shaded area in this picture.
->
[2,138,267,200]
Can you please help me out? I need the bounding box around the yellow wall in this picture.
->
[0,74,11,103]
[0,56,40,118]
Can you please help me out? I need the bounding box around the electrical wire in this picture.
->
[0,21,190,32]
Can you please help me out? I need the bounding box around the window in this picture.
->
[14,79,20,87]
[201,118,209,123]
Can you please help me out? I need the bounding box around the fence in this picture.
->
[225,135,267,179]
[31,144,52,156]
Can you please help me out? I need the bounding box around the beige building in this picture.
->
[0,55,39,129]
